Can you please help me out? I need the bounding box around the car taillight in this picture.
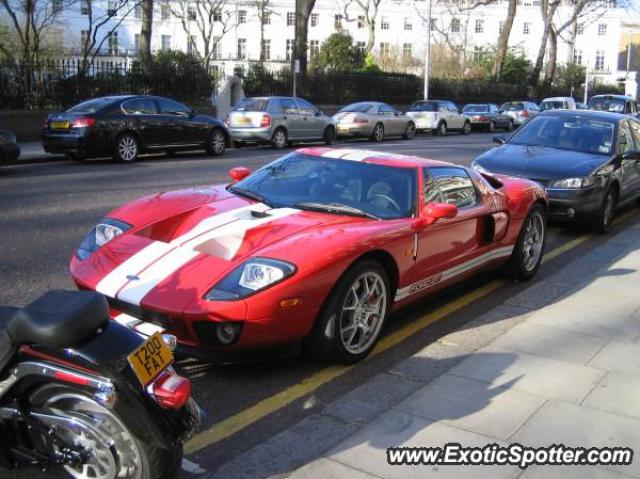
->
[519,110,529,117]
[260,114,271,128]
[72,117,96,128]
[150,370,192,409]
[353,118,368,124]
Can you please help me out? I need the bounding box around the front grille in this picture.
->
[107,297,173,330]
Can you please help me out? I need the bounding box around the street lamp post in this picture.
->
[423,0,432,100]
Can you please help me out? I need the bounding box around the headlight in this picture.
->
[205,258,296,301]
[77,218,131,260]
[549,177,596,189]
[472,161,490,174]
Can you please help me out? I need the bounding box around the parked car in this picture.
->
[500,101,540,126]
[332,101,416,141]
[588,94,638,116]
[406,100,471,136]
[576,102,588,110]
[462,103,515,132]
[0,129,20,164]
[473,110,640,233]
[42,95,230,162]
[70,147,546,363]
[227,96,336,149]
[539,97,577,111]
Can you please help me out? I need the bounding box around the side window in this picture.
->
[618,121,634,155]
[379,104,394,116]
[122,98,156,114]
[627,121,640,151]
[437,102,447,113]
[277,98,298,114]
[423,168,444,204]
[158,99,190,115]
[296,98,318,115]
[447,102,459,112]
[429,167,479,209]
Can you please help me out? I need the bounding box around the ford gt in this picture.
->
[70,148,547,363]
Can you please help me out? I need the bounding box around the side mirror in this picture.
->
[621,150,640,161]
[411,202,457,230]
[229,167,251,182]
[492,135,506,145]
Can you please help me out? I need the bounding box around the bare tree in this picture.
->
[169,0,235,68]
[492,0,517,80]
[529,0,560,86]
[250,0,277,62]
[339,0,382,54]
[139,0,153,69]
[293,0,316,72]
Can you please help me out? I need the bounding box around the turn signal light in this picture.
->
[150,371,192,409]
[260,114,271,128]
[72,117,97,128]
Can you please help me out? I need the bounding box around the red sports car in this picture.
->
[70,148,547,363]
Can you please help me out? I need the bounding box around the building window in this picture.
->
[134,3,142,18]
[52,0,63,14]
[80,0,89,15]
[311,13,318,27]
[523,22,530,34]
[473,46,484,62]
[160,3,170,20]
[356,41,365,52]
[263,11,271,25]
[287,11,295,26]
[134,33,140,53]
[576,23,584,34]
[107,0,118,16]
[475,19,484,33]
[212,38,221,60]
[404,17,412,30]
[237,38,246,59]
[451,18,460,33]
[357,15,365,29]
[403,43,412,60]
[161,34,171,51]
[598,23,607,35]
[334,14,342,29]
[381,16,390,30]
[380,42,390,56]
[213,9,222,22]
[573,49,582,65]
[238,10,246,24]
[187,6,196,21]
[261,39,271,60]
[187,35,197,54]
[286,39,294,61]
[309,39,319,60]
[108,31,118,55]
[595,50,605,70]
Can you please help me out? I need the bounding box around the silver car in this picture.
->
[227,96,336,149]
[500,101,540,126]
[332,102,416,142]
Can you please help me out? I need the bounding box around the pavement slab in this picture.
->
[520,464,629,479]
[587,341,640,376]
[285,458,380,479]
[582,371,640,419]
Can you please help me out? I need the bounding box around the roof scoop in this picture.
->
[251,209,270,219]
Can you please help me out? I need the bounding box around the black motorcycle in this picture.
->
[0,290,200,478]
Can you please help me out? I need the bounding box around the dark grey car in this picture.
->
[462,104,514,132]
[0,129,20,165]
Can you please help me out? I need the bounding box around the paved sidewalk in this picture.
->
[17,141,63,162]
[202,220,640,479]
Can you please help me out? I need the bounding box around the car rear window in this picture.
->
[588,97,625,113]
[234,98,269,112]
[463,105,489,113]
[540,101,565,111]
[338,102,373,113]
[502,102,525,111]
[408,102,437,112]
[66,98,113,113]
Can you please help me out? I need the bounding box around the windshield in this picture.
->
[463,105,489,113]
[588,97,625,113]
[234,98,269,112]
[67,98,113,113]
[408,101,437,112]
[232,153,417,219]
[502,102,525,111]
[338,102,373,113]
[508,115,616,155]
[540,101,565,111]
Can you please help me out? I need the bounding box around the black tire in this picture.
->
[324,126,337,145]
[462,121,471,135]
[592,186,617,234]
[29,384,183,479]
[506,120,515,132]
[403,122,416,140]
[272,127,288,149]
[206,127,227,156]
[370,123,385,142]
[303,260,392,364]
[65,153,85,162]
[505,204,547,281]
[488,121,496,133]
[113,132,139,163]
[436,121,447,136]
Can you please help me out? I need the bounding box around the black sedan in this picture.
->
[462,104,514,132]
[0,129,20,165]
[472,110,640,233]
[42,95,230,162]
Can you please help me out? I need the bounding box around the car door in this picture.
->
[295,98,324,140]
[278,98,303,140]
[155,98,199,146]
[623,119,640,199]
[447,102,463,129]
[121,98,160,147]
[414,167,493,291]
[377,103,398,135]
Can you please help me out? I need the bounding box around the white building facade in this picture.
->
[49,0,627,84]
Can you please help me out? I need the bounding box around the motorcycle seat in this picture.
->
[4,290,109,349]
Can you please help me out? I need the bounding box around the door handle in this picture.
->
[283,116,287,120]
[303,117,308,121]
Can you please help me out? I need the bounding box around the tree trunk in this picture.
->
[294,0,315,73]
[542,27,557,89]
[365,19,375,54]
[140,0,153,69]
[492,0,517,80]
[529,0,559,86]
[259,1,266,62]
[566,21,577,65]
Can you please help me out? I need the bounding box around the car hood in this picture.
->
[73,192,365,311]
[475,144,608,180]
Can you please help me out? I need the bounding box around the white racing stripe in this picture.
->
[394,245,514,301]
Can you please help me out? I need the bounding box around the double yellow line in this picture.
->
[185,211,635,454]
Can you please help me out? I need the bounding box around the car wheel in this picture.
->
[324,126,337,145]
[436,122,447,136]
[403,122,416,140]
[370,123,385,142]
[272,128,288,149]
[462,121,471,135]
[113,133,139,163]
[206,128,227,156]
[303,260,391,364]
[506,120,515,132]
[505,204,546,281]
[592,186,617,234]
[65,153,85,162]
[488,121,496,133]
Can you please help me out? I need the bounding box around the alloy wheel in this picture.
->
[374,124,384,142]
[522,210,545,272]
[273,129,287,149]
[463,122,471,134]
[117,135,137,162]
[405,122,416,139]
[210,129,226,155]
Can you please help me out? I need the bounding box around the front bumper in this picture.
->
[0,143,20,163]
[546,185,606,220]
[335,124,371,137]
[229,127,273,143]
[409,118,438,130]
